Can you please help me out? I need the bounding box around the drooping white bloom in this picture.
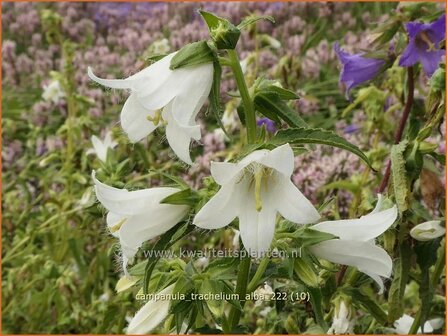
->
[42,79,65,104]
[392,314,444,334]
[127,284,174,334]
[92,171,189,272]
[88,52,213,164]
[327,300,355,335]
[193,144,320,256]
[86,132,118,162]
[309,195,398,293]
[410,220,445,241]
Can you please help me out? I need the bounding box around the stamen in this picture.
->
[110,218,126,233]
[147,109,163,126]
[420,31,436,51]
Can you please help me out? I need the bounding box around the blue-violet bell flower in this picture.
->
[257,118,277,133]
[399,14,445,77]
[334,42,386,100]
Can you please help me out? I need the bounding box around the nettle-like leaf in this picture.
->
[270,127,374,169]
[390,140,410,213]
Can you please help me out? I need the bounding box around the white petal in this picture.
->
[237,178,277,256]
[410,220,445,241]
[118,203,188,254]
[92,171,183,216]
[210,161,243,186]
[126,284,174,334]
[258,143,295,178]
[88,67,132,89]
[427,318,444,331]
[210,150,270,186]
[164,104,200,164]
[120,93,158,142]
[106,212,124,237]
[193,183,239,230]
[309,239,392,278]
[311,206,397,241]
[370,194,384,214]
[274,175,320,224]
[137,60,212,112]
[362,270,385,294]
[168,63,213,124]
[91,135,107,162]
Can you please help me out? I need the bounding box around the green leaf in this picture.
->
[270,128,374,170]
[199,279,225,317]
[254,92,307,128]
[160,188,199,207]
[237,15,275,30]
[204,257,239,280]
[170,41,216,70]
[390,140,410,213]
[343,287,388,325]
[143,221,194,294]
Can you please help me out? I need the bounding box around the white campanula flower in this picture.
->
[327,300,355,335]
[86,131,117,162]
[410,220,445,241]
[392,314,444,334]
[42,79,65,104]
[309,195,398,293]
[92,171,189,273]
[126,284,175,334]
[88,52,213,164]
[193,144,320,256]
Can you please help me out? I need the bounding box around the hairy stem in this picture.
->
[247,257,269,293]
[378,66,414,193]
[228,255,251,330]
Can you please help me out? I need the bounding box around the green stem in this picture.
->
[247,257,269,293]
[228,255,251,330]
[227,49,257,144]
[408,309,422,334]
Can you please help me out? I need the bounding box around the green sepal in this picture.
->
[160,188,199,207]
[170,40,216,70]
[199,10,241,50]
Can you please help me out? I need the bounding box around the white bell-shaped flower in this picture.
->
[86,131,117,162]
[126,284,175,334]
[88,52,213,164]
[92,171,189,272]
[309,195,398,293]
[193,144,320,256]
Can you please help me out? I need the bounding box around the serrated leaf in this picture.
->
[254,92,307,128]
[270,127,373,170]
[170,41,215,70]
[391,140,409,213]
[343,287,387,325]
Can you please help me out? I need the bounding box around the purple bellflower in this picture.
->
[257,118,277,133]
[399,14,445,77]
[334,42,386,100]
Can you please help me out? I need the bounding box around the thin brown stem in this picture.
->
[378,66,414,193]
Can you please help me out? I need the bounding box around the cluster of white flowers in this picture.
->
[85,42,425,335]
